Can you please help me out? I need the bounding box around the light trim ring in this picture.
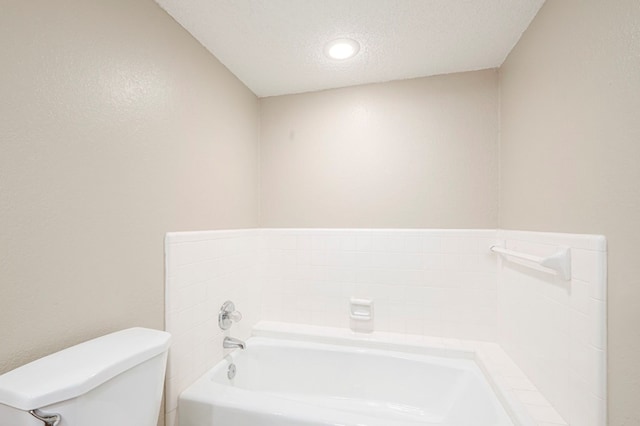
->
[324,38,360,60]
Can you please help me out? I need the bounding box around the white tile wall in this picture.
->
[164,230,262,426]
[496,230,607,426]
[164,228,607,426]
[260,229,498,341]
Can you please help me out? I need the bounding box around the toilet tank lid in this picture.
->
[0,327,171,411]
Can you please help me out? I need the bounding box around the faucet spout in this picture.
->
[223,336,246,350]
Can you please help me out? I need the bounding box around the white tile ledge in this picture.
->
[497,230,606,252]
[165,228,256,244]
[253,321,567,426]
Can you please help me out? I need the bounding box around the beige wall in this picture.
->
[499,0,640,423]
[0,0,259,412]
[260,70,499,228]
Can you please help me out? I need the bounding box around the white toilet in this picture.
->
[0,327,171,426]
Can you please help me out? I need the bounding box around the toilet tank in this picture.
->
[0,328,171,426]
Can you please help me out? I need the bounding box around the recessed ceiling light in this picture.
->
[324,38,360,60]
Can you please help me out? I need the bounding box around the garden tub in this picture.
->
[178,325,532,426]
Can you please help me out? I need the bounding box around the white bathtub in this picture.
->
[179,333,522,426]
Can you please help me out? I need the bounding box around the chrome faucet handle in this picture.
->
[227,310,242,322]
[219,300,242,330]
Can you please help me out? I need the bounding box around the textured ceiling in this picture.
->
[155,0,546,97]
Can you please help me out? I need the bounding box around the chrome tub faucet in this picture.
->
[223,336,246,350]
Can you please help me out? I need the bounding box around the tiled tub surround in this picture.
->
[164,230,263,426]
[497,230,607,426]
[164,229,607,426]
[260,229,498,340]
